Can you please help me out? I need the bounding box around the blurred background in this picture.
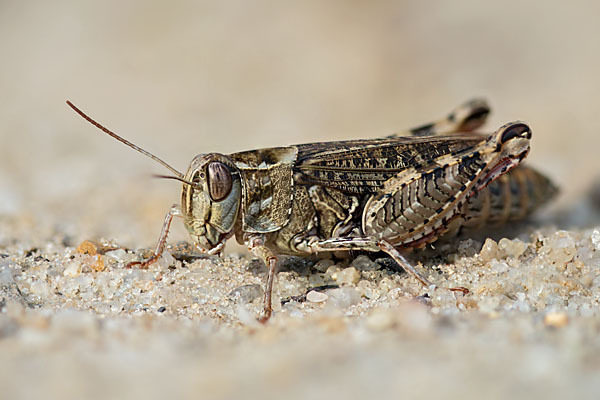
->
[1,0,598,248]
[2,4,600,399]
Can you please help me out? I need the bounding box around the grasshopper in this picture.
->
[66,99,557,321]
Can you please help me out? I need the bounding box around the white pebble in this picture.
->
[29,280,49,297]
[591,229,600,250]
[306,290,328,303]
[0,264,14,284]
[498,238,527,258]
[327,287,361,308]
[490,259,509,273]
[332,267,360,285]
[105,249,129,263]
[282,302,304,318]
[351,255,378,271]
[63,262,81,277]
[228,284,263,303]
[479,238,499,262]
[550,231,576,249]
[158,251,175,269]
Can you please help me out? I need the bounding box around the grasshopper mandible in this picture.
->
[66,99,557,321]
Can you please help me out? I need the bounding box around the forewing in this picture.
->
[294,135,484,194]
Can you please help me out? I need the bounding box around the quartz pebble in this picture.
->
[105,249,130,263]
[498,238,528,258]
[62,262,81,277]
[306,290,328,303]
[326,287,361,308]
[228,284,263,303]
[332,267,360,285]
[312,259,335,272]
[490,259,509,273]
[350,255,379,271]
[158,251,176,269]
[591,229,600,250]
[479,238,499,262]
[0,264,14,285]
[29,280,50,297]
[544,231,577,265]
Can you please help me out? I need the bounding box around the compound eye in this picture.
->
[207,162,232,201]
[500,123,531,143]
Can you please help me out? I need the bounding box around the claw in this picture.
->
[257,308,272,324]
[126,255,159,269]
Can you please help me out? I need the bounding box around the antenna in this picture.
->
[153,174,198,188]
[66,100,184,178]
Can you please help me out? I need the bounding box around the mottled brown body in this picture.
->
[267,164,555,257]
[249,128,555,258]
[67,98,557,322]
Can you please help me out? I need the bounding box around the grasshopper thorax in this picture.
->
[181,154,242,252]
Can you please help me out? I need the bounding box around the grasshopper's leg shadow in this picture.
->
[295,236,468,294]
[386,98,491,138]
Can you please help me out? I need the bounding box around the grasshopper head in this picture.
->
[181,154,242,253]
[65,101,243,255]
